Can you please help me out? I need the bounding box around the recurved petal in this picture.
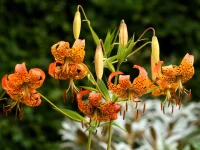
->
[119,75,131,89]
[76,90,94,117]
[23,90,41,107]
[176,53,194,83]
[51,41,70,63]
[48,62,69,80]
[88,92,102,107]
[2,74,23,93]
[131,65,151,96]
[71,39,85,63]
[28,68,45,89]
[68,63,87,80]
[108,71,125,96]
[15,62,29,82]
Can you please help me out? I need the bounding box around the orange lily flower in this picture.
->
[108,65,152,101]
[152,53,194,105]
[76,90,121,123]
[1,62,45,107]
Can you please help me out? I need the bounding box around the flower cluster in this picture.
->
[0,5,195,150]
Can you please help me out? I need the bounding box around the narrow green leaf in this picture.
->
[54,108,88,123]
[117,45,126,65]
[104,29,116,57]
[97,80,111,101]
[104,60,115,72]
[100,121,127,132]
[89,26,99,45]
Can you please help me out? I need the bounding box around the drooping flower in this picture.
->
[76,90,121,123]
[108,65,152,101]
[49,39,87,81]
[1,62,45,118]
[49,39,88,101]
[152,53,194,107]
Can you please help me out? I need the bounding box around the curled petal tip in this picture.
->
[108,71,124,83]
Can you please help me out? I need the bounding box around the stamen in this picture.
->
[136,110,139,119]
[101,126,104,134]
[123,110,126,120]
[135,102,138,109]
[81,120,84,129]
[126,102,128,111]
[160,102,163,111]
[163,106,165,114]
[171,105,174,114]
[187,89,191,101]
[143,103,146,113]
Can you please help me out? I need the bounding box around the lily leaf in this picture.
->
[97,80,111,101]
[54,108,88,123]
[104,29,116,57]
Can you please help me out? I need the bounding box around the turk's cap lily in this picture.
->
[76,90,121,122]
[108,65,152,100]
[2,62,45,92]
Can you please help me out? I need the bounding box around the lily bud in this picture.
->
[73,10,81,40]
[119,20,128,46]
[151,36,160,64]
[94,41,104,80]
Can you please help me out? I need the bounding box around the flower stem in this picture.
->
[127,41,151,58]
[107,120,113,150]
[0,91,6,100]
[87,130,92,150]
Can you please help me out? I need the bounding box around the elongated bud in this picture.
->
[94,41,104,80]
[73,9,81,39]
[151,36,160,64]
[119,20,128,46]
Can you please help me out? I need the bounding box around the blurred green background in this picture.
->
[0,0,200,149]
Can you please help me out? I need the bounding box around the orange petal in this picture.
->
[70,39,85,63]
[97,102,121,122]
[76,90,94,117]
[51,41,70,64]
[2,74,23,94]
[119,75,131,89]
[88,93,102,107]
[176,53,194,83]
[131,65,152,97]
[48,62,69,80]
[28,68,45,89]
[23,90,41,107]
[68,63,87,80]
[108,71,124,97]
[15,62,29,82]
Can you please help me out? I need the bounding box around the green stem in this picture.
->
[127,41,151,58]
[107,120,113,150]
[87,130,92,150]
[135,27,155,44]
[0,91,6,100]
